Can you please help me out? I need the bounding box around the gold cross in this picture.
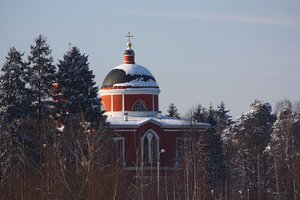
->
[125,32,133,43]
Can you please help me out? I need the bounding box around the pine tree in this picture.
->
[28,35,56,119]
[192,104,206,123]
[55,46,106,129]
[269,101,300,199]
[228,99,276,199]
[0,47,31,179]
[194,103,224,194]
[206,103,217,129]
[215,101,233,134]
[166,102,180,118]
[54,46,107,174]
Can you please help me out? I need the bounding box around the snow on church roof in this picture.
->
[115,63,154,77]
[101,64,159,89]
[107,115,211,129]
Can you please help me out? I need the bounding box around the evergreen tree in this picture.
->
[215,101,233,134]
[28,35,56,119]
[195,103,224,194]
[166,102,180,118]
[206,103,217,129]
[192,104,206,123]
[55,46,106,129]
[187,103,224,197]
[191,102,232,133]
[54,46,107,173]
[205,130,223,194]
[0,47,31,179]
[269,102,300,199]
[227,99,276,199]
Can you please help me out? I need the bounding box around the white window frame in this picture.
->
[141,129,159,165]
[113,136,126,167]
[132,100,147,111]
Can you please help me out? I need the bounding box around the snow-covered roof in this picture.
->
[101,64,159,89]
[113,79,157,88]
[107,115,210,129]
[115,63,153,76]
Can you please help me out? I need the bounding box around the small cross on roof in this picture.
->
[125,32,133,43]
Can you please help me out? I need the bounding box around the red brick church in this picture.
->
[99,33,210,171]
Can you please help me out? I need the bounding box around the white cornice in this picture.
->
[99,88,160,95]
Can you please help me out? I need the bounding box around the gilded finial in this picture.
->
[125,32,134,49]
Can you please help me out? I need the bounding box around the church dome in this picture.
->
[101,63,159,89]
[99,33,160,117]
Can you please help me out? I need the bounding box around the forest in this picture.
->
[0,35,299,200]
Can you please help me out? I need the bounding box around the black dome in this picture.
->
[101,69,127,88]
[101,64,158,88]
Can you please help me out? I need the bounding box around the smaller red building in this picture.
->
[100,37,209,170]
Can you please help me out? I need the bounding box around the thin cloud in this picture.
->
[141,11,300,28]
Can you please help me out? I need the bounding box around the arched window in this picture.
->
[142,131,158,164]
[143,136,149,162]
[112,135,125,167]
[151,136,157,162]
[132,100,147,111]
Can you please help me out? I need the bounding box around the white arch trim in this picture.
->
[141,129,160,164]
[132,99,148,111]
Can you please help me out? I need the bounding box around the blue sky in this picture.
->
[1,0,300,118]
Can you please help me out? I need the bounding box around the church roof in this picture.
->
[106,115,211,129]
[101,63,159,89]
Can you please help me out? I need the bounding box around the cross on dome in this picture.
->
[123,32,135,64]
[125,32,133,43]
[125,32,133,49]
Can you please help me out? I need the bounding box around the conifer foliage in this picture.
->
[190,102,232,195]
[224,99,276,199]
[166,102,180,118]
[191,104,206,123]
[55,46,105,129]
[191,102,232,134]
[28,35,56,118]
[0,47,31,179]
[269,100,300,199]
[215,101,233,133]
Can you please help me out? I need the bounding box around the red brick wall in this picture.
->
[116,122,181,167]
[154,95,159,111]
[113,94,123,111]
[116,122,207,168]
[124,94,153,111]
